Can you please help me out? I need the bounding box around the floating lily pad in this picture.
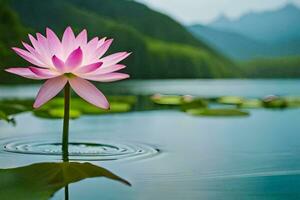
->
[33,108,82,119]
[0,162,130,200]
[240,99,263,108]
[0,96,134,121]
[262,96,288,109]
[186,108,250,117]
[284,96,300,108]
[32,97,132,119]
[0,102,31,115]
[181,98,208,111]
[71,99,131,115]
[0,99,33,110]
[108,95,137,105]
[0,111,9,121]
[0,99,33,124]
[151,94,183,105]
[217,96,244,105]
[0,111,16,125]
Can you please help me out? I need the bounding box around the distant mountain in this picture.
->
[189,4,300,60]
[0,0,240,84]
[188,24,300,60]
[210,3,300,43]
[188,25,267,60]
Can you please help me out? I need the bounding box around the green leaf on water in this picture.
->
[107,95,137,105]
[0,100,31,125]
[284,96,300,108]
[0,103,30,115]
[240,99,263,108]
[33,108,82,119]
[181,98,208,111]
[0,99,33,110]
[0,162,130,200]
[70,99,132,115]
[186,108,250,117]
[151,94,183,105]
[217,96,244,105]
[0,111,9,121]
[0,111,15,125]
[32,98,132,119]
[262,96,288,109]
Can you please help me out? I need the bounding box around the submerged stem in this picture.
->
[62,83,70,162]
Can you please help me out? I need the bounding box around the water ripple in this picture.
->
[0,136,159,161]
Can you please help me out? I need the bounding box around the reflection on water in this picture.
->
[1,80,300,199]
[0,161,130,200]
[0,129,132,200]
[0,130,131,200]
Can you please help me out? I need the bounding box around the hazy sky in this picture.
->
[136,0,300,24]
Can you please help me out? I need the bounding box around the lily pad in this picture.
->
[186,108,250,117]
[181,98,208,111]
[32,98,132,119]
[262,96,287,109]
[0,100,32,124]
[0,111,9,121]
[0,162,130,200]
[0,97,134,121]
[151,94,183,105]
[217,96,244,105]
[0,99,33,110]
[0,103,30,115]
[71,99,131,115]
[240,99,263,108]
[284,96,300,108]
[0,111,16,125]
[33,108,82,119]
[108,95,137,105]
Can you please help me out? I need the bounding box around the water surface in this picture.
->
[1,79,300,199]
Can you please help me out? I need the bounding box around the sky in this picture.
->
[136,0,300,25]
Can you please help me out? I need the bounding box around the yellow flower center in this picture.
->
[64,73,76,78]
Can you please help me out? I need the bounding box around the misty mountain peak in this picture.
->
[213,14,231,24]
[282,3,299,12]
[208,2,300,42]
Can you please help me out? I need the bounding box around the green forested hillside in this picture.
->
[146,39,238,78]
[241,56,300,78]
[0,0,240,84]
[67,0,212,50]
[0,0,36,84]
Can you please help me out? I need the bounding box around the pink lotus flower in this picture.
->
[5,27,130,109]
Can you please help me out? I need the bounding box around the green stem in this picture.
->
[62,83,70,162]
[64,185,69,200]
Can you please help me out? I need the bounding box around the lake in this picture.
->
[1,79,300,200]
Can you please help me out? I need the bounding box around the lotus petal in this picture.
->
[34,76,67,108]
[65,47,83,71]
[82,72,129,82]
[69,77,109,109]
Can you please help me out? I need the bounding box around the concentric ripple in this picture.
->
[0,136,159,161]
